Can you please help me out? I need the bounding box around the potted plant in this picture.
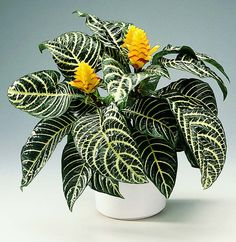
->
[7,10,229,220]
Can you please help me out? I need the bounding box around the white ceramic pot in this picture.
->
[95,181,166,220]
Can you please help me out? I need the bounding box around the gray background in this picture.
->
[0,0,235,241]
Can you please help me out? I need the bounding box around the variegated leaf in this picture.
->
[160,93,204,161]
[73,9,130,50]
[157,78,218,115]
[68,99,97,118]
[145,64,170,79]
[39,32,102,77]
[195,52,230,81]
[138,76,161,95]
[72,104,147,184]
[152,44,182,63]
[184,141,199,168]
[73,10,131,71]
[159,56,227,99]
[89,171,123,198]
[152,44,228,99]
[140,64,170,94]
[21,113,77,188]
[166,95,227,189]
[8,70,80,118]
[102,55,151,102]
[132,131,177,198]
[153,45,201,63]
[156,78,218,163]
[104,46,130,72]
[124,97,177,147]
[153,44,230,82]
[62,135,92,211]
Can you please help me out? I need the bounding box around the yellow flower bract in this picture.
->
[122,25,160,69]
[69,61,100,94]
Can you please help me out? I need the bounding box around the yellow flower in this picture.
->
[69,61,100,94]
[122,25,160,69]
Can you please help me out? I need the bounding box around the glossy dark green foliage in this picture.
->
[7,10,229,211]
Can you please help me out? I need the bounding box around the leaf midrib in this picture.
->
[8,89,80,98]
[145,137,170,196]
[98,110,144,182]
[22,118,74,186]
[127,109,174,135]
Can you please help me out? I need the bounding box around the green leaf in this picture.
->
[153,44,230,82]
[152,45,198,64]
[157,78,218,115]
[152,44,229,99]
[72,103,147,184]
[102,54,152,103]
[139,64,170,95]
[152,44,182,63]
[166,95,227,189]
[124,97,178,147]
[195,52,230,81]
[73,10,131,71]
[73,9,130,50]
[21,112,77,188]
[68,99,97,117]
[159,56,227,99]
[156,78,219,164]
[104,47,130,72]
[175,128,199,168]
[89,171,123,198]
[39,32,102,77]
[132,131,177,198]
[138,76,161,95]
[8,70,80,118]
[145,64,170,79]
[184,141,199,168]
[62,135,92,211]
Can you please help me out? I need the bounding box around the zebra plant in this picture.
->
[7,10,229,211]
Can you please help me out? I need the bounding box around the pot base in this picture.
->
[95,182,166,220]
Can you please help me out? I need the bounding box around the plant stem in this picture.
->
[90,91,104,107]
[134,67,143,96]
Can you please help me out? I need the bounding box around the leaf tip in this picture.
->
[119,194,125,199]
[202,183,210,190]
[20,180,27,191]
[20,176,30,190]
[68,202,74,212]
[140,175,149,184]
[7,85,14,98]
[166,72,171,80]
[72,9,86,17]
[38,42,47,53]
[69,207,73,212]
[201,176,213,190]
[223,89,228,100]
